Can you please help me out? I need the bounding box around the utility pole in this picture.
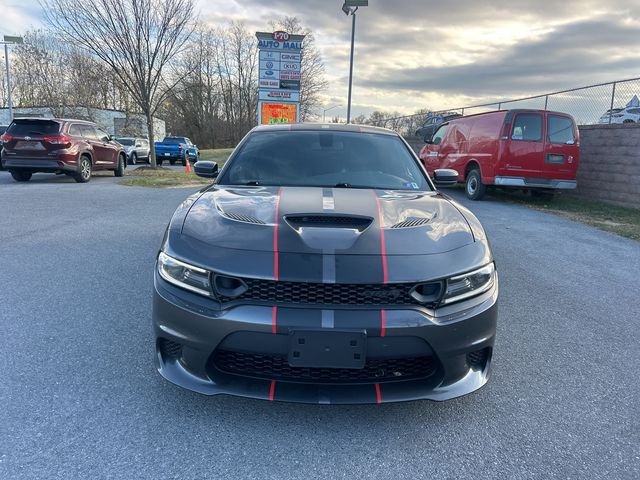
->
[2,36,24,122]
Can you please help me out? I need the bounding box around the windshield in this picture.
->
[218,131,431,191]
[6,120,61,136]
[117,138,135,146]
[163,137,185,144]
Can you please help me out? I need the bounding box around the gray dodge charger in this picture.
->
[153,123,498,404]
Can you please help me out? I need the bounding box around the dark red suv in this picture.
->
[1,118,127,183]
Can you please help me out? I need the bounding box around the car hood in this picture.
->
[180,186,474,256]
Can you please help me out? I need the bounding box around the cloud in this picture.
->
[363,15,640,99]
[6,0,640,114]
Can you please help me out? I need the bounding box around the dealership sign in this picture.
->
[256,31,305,125]
[259,90,301,102]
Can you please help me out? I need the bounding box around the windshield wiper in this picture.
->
[333,183,372,189]
[243,180,260,186]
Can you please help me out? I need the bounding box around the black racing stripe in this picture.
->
[277,186,323,254]
[276,308,322,330]
[332,188,383,255]
[278,252,324,282]
[334,254,384,284]
[277,187,324,281]
[333,309,381,332]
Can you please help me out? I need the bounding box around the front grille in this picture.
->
[218,279,421,306]
[213,350,436,384]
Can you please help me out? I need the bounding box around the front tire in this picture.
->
[10,170,32,182]
[114,154,125,177]
[129,153,137,165]
[157,158,163,166]
[465,169,486,200]
[74,156,92,183]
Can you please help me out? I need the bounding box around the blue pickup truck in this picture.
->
[155,136,199,166]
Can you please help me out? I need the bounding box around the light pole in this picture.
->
[323,104,342,122]
[342,0,368,124]
[2,36,23,123]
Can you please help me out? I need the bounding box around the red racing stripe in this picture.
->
[273,187,283,280]
[269,380,276,401]
[374,193,389,283]
[375,383,382,404]
[380,309,387,337]
[271,306,278,334]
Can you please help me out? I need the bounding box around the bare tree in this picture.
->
[41,0,196,167]
[269,17,328,121]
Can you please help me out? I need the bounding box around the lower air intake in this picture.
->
[213,350,436,384]
[159,338,183,359]
[467,348,490,369]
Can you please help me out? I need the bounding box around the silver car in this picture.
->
[117,137,150,164]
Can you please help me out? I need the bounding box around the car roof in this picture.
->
[12,117,96,125]
[447,109,575,122]
[252,123,398,136]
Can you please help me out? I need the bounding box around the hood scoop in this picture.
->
[391,216,434,229]
[285,215,372,232]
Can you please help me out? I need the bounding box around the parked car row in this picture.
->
[155,136,199,166]
[419,109,580,200]
[0,116,203,181]
[415,112,462,141]
[0,118,126,182]
[598,106,640,124]
[117,137,150,164]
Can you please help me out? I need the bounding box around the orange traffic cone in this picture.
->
[185,160,191,173]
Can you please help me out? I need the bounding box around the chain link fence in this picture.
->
[379,77,640,137]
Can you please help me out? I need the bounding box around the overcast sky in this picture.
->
[3,0,640,119]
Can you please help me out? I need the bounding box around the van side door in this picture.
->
[545,114,579,181]
[505,112,544,178]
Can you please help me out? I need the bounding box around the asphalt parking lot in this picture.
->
[1,170,639,479]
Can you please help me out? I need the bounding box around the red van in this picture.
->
[419,109,579,200]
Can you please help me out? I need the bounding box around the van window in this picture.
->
[511,114,542,142]
[431,124,448,145]
[547,116,575,144]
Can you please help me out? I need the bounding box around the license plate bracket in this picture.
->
[288,330,366,369]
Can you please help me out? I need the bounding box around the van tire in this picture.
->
[465,169,486,200]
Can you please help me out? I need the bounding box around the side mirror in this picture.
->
[433,169,458,186]
[432,136,442,146]
[194,161,219,179]
[108,135,116,141]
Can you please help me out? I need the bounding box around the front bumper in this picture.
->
[153,270,498,404]
[494,176,577,189]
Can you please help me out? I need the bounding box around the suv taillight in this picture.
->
[0,134,13,143]
[178,145,183,151]
[43,135,72,145]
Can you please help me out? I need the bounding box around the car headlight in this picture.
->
[157,252,212,297]
[441,263,496,305]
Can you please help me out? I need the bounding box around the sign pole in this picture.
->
[4,43,13,122]
[346,10,356,124]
